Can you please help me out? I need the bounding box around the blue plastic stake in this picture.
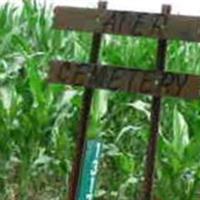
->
[77,140,102,200]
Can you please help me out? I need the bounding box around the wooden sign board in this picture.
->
[49,61,200,99]
[54,6,200,42]
[50,4,200,200]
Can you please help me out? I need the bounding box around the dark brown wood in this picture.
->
[67,2,107,200]
[49,61,200,99]
[141,5,171,200]
[49,3,200,199]
[54,6,200,42]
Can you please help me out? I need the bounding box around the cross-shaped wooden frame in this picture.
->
[48,2,200,200]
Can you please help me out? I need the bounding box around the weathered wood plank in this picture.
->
[49,61,200,99]
[54,6,200,42]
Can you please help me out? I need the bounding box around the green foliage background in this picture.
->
[1,1,200,199]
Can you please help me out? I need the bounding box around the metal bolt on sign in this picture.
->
[48,2,200,200]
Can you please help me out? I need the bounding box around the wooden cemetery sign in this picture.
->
[49,61,200,99]
[54,5,200,42]
[48,2,200,200]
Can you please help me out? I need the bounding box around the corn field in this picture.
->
[1,1,200,200]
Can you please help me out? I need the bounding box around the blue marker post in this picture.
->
[77,140,102,200]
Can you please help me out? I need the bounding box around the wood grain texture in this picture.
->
[49,61,200,99]
[54,6,200,42]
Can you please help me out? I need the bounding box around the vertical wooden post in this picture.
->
[140,5,171,200]
[67,2,107,200]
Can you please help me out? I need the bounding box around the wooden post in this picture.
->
[67,2,107,200]
[140,4,171,200]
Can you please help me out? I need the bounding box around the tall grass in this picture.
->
[1,1,200,200]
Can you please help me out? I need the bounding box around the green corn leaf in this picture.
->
[172,106,189,158]
[87,90,109,139]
